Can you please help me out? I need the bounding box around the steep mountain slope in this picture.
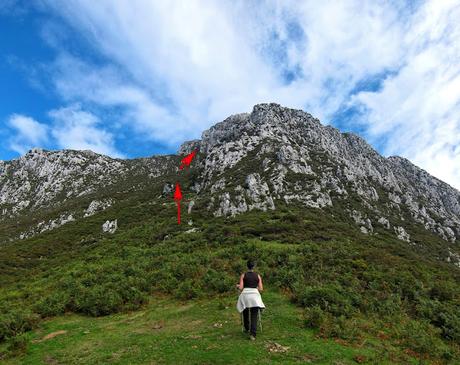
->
[1,104,460,363]
[181,104,460,245]
[1,103,459,262]
[0,149,178,242]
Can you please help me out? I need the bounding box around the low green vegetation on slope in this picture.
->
[0,291,411,365]
[1,194,459,364]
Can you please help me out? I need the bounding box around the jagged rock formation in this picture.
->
[1,103,460,254]
[180,103,460,245]
[0,148,175,220]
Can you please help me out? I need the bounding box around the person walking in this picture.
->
[236,260,265,340]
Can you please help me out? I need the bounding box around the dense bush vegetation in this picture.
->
[1,197,459,363]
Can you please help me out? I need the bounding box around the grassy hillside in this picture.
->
[1,192,460,364]
[1,291,418,365]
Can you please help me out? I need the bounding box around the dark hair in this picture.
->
[247,260,255,270]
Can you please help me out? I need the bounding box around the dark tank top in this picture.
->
[243,271,259,288]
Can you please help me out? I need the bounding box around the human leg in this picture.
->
[243,308,250,332]
[250,307,259,337]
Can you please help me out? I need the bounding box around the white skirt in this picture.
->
[236,288,265,313]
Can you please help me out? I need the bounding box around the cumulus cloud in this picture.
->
[50,54,181,145]
[39,0,406,131]
[6,106,123,158]
[18,0,460,189]
[351,0,460,189]
[7,114,49,154]
[48,105,124,158]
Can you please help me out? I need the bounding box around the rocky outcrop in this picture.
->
[0,149,175,220]
[2,103,460,249]
[394,226,410,242]
[84,199,113,217]
[17,213,76,240]
[102,219,118,234]
[179,103,460,244]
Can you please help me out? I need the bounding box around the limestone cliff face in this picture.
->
[0,148,174,219]
[1,103,460,252]
[0,148,176,242]
[179,103,460,244]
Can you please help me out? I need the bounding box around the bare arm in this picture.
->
[258,275,264,292]
[236,273,244,290]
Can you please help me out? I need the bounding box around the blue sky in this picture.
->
[0,0,459,189]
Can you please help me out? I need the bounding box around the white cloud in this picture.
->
[49,105,124,158]
[50,54,181,145]
[40,0,405,130]
[351,0,460,189]
[7,114,49,154]
[31,0,460,189]
[6,106,123,158]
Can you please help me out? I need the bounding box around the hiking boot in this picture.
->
[250,335,256,341]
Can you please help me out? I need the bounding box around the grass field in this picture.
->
[1,290,416,365]
[1,200,459,364]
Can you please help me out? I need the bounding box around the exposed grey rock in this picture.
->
[163,183,174,194]
[394,226,410,242]
[0,149,174,220]
[214,192,248,217]
[244,173,275,211]
[2,103,460,255]
[178,139,201,155]
[84,199,113,217]
[102,219,118,234]
[378,217,391,229]
[351,210,373,234]
[188,200,195,214]
[177,103,459,244]
[18,213,76,240]
[446,249,460,267]
[360,226,369,234]
[210,178,226,193]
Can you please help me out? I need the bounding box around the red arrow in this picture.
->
[179,150,197,170]
[173,182,182,224]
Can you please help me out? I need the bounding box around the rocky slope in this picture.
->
[0,148,176,241]
[180,104,460,245]
[1,103,460,254]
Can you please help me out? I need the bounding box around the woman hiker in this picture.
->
[236,260,265,340]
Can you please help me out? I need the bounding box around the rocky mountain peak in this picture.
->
[2,103,460,265]
[177,104,460,249]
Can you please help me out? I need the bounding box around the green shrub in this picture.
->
[303,305,327,328]
[271,268,298,288]
[0,309,39,341]
[369,294,403,316]
[397,319,451,360]
[5,333,28,357]
[51,261,152,316]
[175,280,200,300]
[319,315,361,341]
[416,299,460,341]
[155,270,180,292]
[293,284,354,317]
[2,205,460,362]
[281,212,301,224]
[72,285,124,316]
[429,282,456,301]
[203,269,233,294]
[34,292,69,317]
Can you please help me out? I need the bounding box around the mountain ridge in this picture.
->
[2,104,460,363]
[1,103,459,258]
